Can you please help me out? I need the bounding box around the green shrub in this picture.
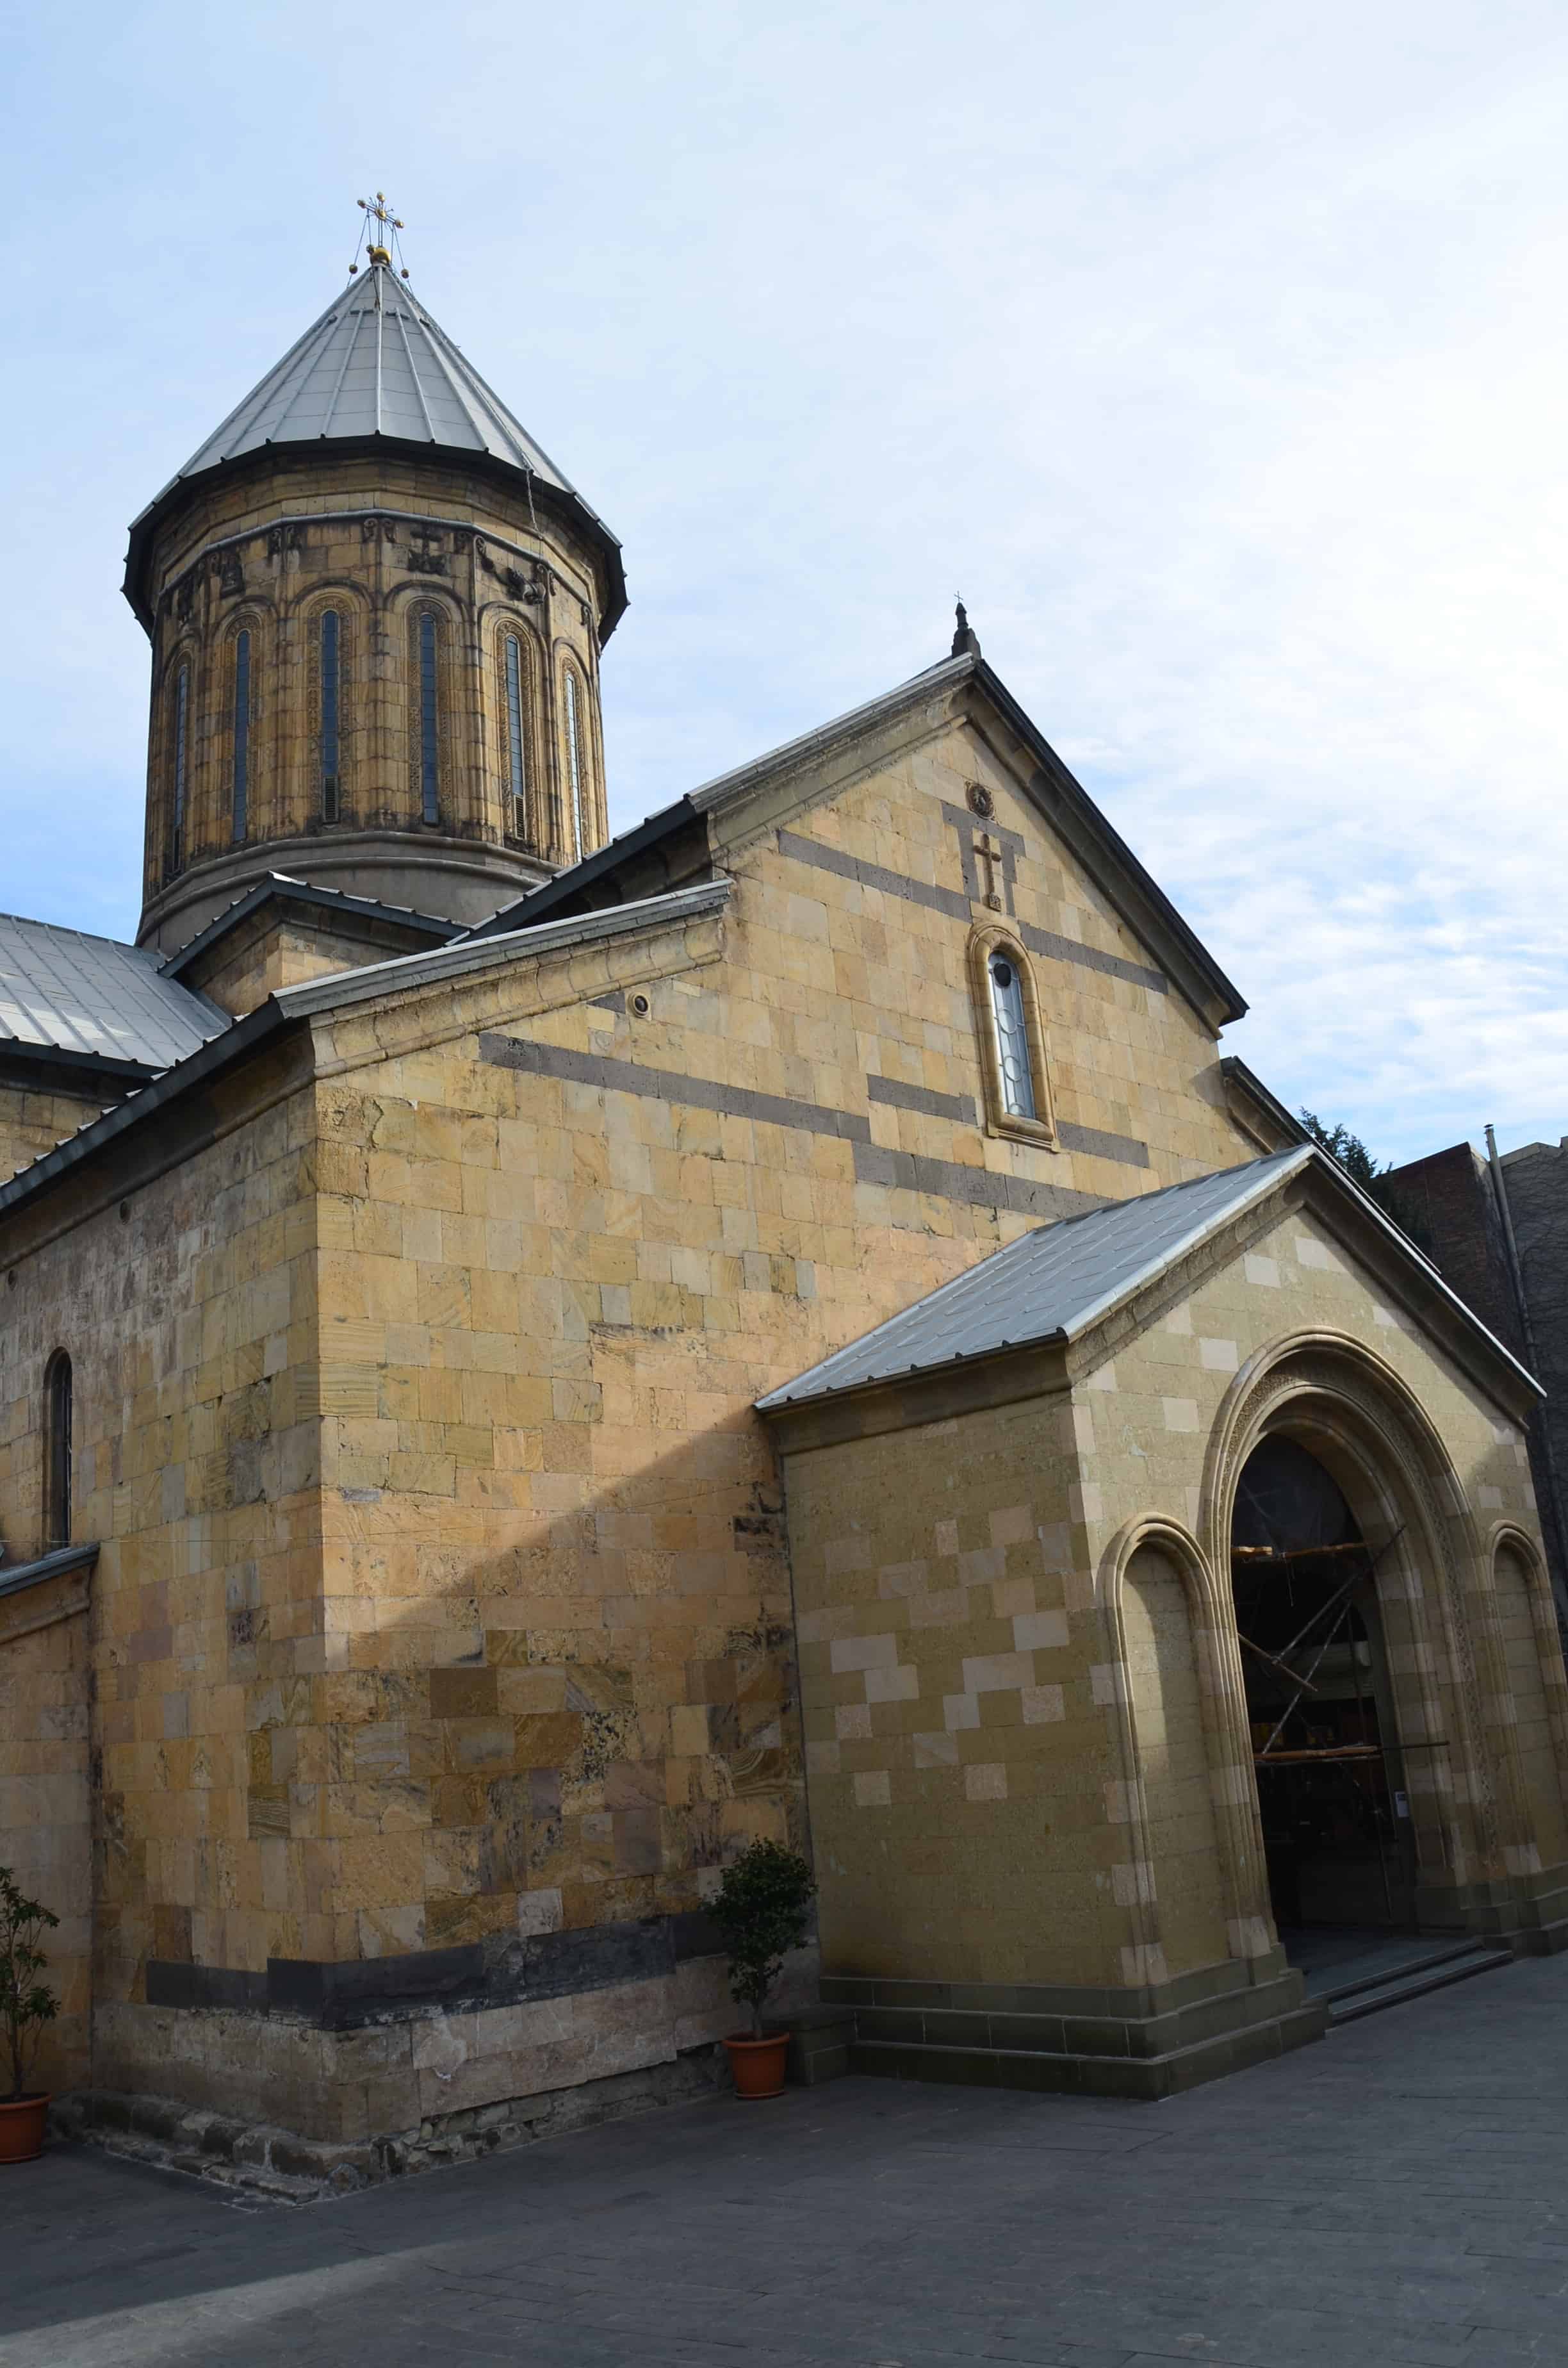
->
[710,1839,816,2037]
[0,1867,59,2101]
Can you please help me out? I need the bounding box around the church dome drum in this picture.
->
[124,207,625,953]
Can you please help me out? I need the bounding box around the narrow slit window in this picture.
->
[564,668,585,857]
[504,635,528,839]
[418,611,440,825]
[231,629,251,842]
[171,662,190,869]
[44,1351,72,1550]
[988,952,1036,1121]
[320,609,341,822]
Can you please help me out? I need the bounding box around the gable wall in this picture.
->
[183,917,434,1020]
[717,714,1251,1206]
[1078,1201,1567,1928]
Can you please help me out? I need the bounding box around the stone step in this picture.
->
[851,1997,1327,2101]
[1327,1944,1514,2025]
[1321,1937,1498,2005]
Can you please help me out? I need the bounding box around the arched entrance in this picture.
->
[1230,1436,1418,1939]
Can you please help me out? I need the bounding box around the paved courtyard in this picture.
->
[6,1953,1568,2367]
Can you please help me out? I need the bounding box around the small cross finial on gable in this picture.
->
[952,596,982,660]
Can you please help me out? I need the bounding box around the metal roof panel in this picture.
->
[145,262,578,503]
[758,1151,1312,1408]
[0,912,229,1073]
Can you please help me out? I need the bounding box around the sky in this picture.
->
[2,0,1565,1163]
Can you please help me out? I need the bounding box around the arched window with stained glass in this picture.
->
[562,664,589,860]
[988,950,1034,1120]
[169,659,191,873]
[968,927,1055,1144]
[230,627,252,843]
[502,632,530,843]
[409,606,444,827]
[318,607,343,822]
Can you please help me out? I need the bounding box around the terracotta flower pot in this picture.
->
[0,2094,50,2165]
[723,2032,789,2100]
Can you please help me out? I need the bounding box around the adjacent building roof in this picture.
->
[151,261,578,499]
[757,1145,1540,1410]
[0,911,229,1078]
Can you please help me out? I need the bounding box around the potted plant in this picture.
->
[710,1838,815,2100]
[0,1867,59,2164]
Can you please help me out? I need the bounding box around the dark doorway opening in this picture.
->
[1230,1438,1420,1943]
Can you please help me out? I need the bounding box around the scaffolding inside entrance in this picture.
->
[1232,1525,1446,1930]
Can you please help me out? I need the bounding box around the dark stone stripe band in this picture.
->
[147,1910,728,2030]
[1057,1121,1150,1169]
[1019,921,1166,996]
[867,1073,977,1126]
[864,1076,1149,1171]
[776,829,970,923]
[776,828,1167,995]
[479,1032,872,1146]
[854,1140,1104,1223]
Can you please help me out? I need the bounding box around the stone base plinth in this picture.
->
[823,1955,1327,2101]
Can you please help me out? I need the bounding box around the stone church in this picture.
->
[3,222,1565,2178]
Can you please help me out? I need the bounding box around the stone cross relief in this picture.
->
[974,831,1006,910]
[943,788,1024,917]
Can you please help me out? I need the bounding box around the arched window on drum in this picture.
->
[562,664,590,859]
[230,627,252,843]
[503,632,530,843]
[318,607,343,823]
[169,659,191,874]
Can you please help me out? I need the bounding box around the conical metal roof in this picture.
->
[151,259,578,498]
[124,255,625,635]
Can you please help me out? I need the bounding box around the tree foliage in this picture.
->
[1298,1111,1437,1262]
[0,1866,59,2102]
[709,1840,816,2037]
[1299,1110,1385,1191]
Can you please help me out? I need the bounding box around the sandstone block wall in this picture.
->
[0,1077,111,1189]
[0,683,1287,2133]
[778,1395,1107,1988]
[0,1571,92,2094]
[0,1037,324,2027]
[179,913,446,1021]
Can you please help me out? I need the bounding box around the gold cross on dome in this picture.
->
[352,192,407,275]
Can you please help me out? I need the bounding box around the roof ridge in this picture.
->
[687,654,970,812]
